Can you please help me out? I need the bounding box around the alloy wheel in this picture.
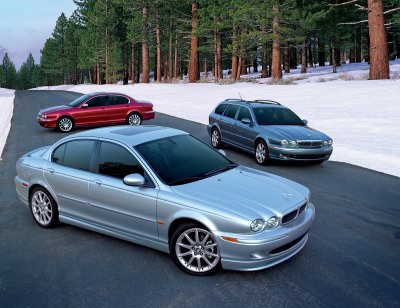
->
[31,190,53,226]
[58,117,73,132]
[211,129,220,148]
[175,228,220,274]
[255,141,267,164]
[128,113,141,126]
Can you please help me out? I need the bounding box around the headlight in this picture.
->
[250,219,265,232]
[280,140,289,146]
[40,114,48,119]
[266,216,279,229]
[323,140,328,146]
[289,140,298,147]
[328,139,333,145]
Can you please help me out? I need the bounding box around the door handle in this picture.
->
[46,168,55,174]
[94,179,102,186]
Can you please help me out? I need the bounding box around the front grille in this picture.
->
[282,209,297,224]
[289,154,327,160]
[297,140,323,148]
[269,233,308,255]
[299,203,307,215]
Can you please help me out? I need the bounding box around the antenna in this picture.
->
[238,92,243,100]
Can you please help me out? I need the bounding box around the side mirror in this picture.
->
[81,103,88,108]
[241,118,252,126]
[123,174,145,186]
[218,149,227,157]
[303,119,308,125]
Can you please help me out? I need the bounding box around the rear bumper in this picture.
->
[269,145,333,161]
[142,111,155,120]
[215,203,315,271]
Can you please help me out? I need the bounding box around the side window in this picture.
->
[86,96,107,107]
[97,142,144,179]
[237,107,252,122]
[52,143,66,165]
[109,95,129,106]
[63,140,95,171]
[214,103,228,115]
[224,104,239,119]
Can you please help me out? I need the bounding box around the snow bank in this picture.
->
[30,60,400,177]
[0,88,15,159]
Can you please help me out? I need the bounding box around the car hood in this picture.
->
[171,166,309,220]
[259,125,330,141]
[39,105,73,114]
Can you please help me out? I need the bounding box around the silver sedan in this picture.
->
[15,125,315,275]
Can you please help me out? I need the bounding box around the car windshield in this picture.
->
[136,135,237,186]
[68,94,90,107]
[253,107,305,126]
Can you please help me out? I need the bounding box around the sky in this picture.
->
[0,0,77,70]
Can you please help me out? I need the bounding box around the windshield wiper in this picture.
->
[203,163,238,177]
[168,176,206,186]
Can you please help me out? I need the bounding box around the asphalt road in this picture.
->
[0,90,399,307]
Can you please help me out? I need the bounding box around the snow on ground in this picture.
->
[30,59,400,177]
[0,88,15,159]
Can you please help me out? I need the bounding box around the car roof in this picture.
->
[59,125,187,146]
[220,99,286,109]
[86,92,132,97]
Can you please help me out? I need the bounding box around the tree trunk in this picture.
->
[395,34,400,58]
[168,19,173,80]
[230,26,238,81]
[236,56,242,80]
[283,46,290,73]
[174,34,179,79]
[252,46,258,73]
[290,47,297,69]
[350,48,355,63]
[301,40,307,74]
[271,3,282,79]
[204,59,208,80]
[156,13,161,83]
[261,43,268,78]
[217,33,223,79]
[131,39,135,84]
[368,0,389,79]
[105,0,109,84]
[189,1,200,82]
[96,63,100,84]
[335,46,341,67]
[356,27,362,62]
[241,58,247,75]
[318,40,325,66]
[331,39,337,73]
[308,39,313,67]
[141,5,149,83]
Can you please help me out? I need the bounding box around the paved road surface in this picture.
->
[0,90,399,307]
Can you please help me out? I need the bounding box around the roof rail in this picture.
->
[253,99,281,105]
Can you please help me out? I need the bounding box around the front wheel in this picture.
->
[211,128,222,149]
[57,116,74,132]
[127,113,142,126]
[255,140,269,165]
[170,223,221,276]
[30,187,59,228]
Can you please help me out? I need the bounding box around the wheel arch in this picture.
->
[28,182,59,207]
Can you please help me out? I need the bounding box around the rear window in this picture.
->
[109,96,129,106]
[225,104,239,119]
[57,140,95,171]
[214,103,228,115]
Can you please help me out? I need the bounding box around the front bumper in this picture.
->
[37,116,57,128]
[214,203,315,271]
[269,145,333,161]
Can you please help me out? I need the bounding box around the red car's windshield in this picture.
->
[68,94,90,107]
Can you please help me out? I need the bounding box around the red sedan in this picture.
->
[37,92,155,132]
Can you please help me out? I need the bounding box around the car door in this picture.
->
[219,104,239,143]
[106,95,130,123]
[233,106,257,150]
[73,95,109,125]
[88,141,159,242]
[43,140,95,220]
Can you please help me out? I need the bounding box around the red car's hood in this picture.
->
[39,105,73,115]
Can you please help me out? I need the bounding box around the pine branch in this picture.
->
[338,20,368,25]
[328,0,358,7]
[384,7,400,15]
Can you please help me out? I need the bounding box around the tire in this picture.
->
[127,112,142,126]
[211,128,223,149]
[255,139,269,165]
[29,187,59,228]
[57,116,74,133]
[170,223,221,276]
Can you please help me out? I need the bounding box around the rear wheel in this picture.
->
[30,187,59,228]
[255,140,269,165]
[170,223,221,276]
[127,113,142,126]
[57,116,74,132]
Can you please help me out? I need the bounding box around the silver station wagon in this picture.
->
[207,99,333,164]
[15,126,315,275]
